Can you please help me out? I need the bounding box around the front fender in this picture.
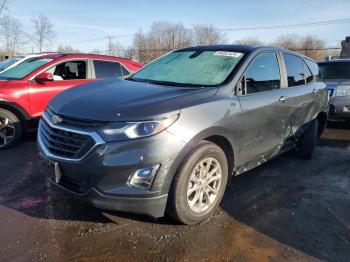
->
[159,126,236,195]
[0,98,31,120]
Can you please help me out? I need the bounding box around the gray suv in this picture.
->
[318,59,350,122]
[38,45,329,224]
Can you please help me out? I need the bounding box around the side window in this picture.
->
[121,65,130,76]
[303,61,313,83]
[245,52,281,94]
[283,53,305,87]
[45,60,87,81]
[93,60,122,78]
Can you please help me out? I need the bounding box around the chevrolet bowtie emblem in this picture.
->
[52,115,63,124]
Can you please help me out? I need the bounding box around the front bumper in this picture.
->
[38,126,186,218]
[328,96,350,121]
[47,176,168,217]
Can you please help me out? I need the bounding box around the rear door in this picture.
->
[237,51,293,169]
[280,53,320,130]
[28,59,93,117]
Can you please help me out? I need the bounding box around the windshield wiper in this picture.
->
[128,78,204,88]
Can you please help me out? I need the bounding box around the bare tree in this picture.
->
[193,24,226,45]
[57,44,80,53]
[234,37,263,46]
[272,34,300,50]
[133,21,192,63]
[272,34,326,60]
[298,35,325,61]
[123,46,137,60]
[0,0,7,17]
[107,40,125,57]
[31,14,55,52]
[0,15,23,56]
[90,48,102,55]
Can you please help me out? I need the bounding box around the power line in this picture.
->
[62,17,350,50]
[221,18,350,31]
[67,34,134,45]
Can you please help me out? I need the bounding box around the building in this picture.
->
[340,36,350,58]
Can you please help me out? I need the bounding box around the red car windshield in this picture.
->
[0,57,53,80]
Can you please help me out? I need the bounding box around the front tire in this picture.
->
[167,142,228,225]
[0,108,22,150]
[295,119,318,159]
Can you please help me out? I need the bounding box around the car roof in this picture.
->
[22,52,138,63]
[318,58,350,64]
[177,44,259,53]
[176,44,315,61]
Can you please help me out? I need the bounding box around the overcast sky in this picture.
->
[8,0,350,52]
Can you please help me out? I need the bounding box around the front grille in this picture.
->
[46,108,105,127]
[39,119,96,160]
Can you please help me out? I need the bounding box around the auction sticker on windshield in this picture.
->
[214,51,243,57]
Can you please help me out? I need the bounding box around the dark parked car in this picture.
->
[38,45,329,224]
[318,59,350,122]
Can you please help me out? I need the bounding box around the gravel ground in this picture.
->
[0,124,349,262]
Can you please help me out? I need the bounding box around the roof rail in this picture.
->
[324,55,350,61]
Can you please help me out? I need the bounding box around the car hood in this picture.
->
[49,78,218,121]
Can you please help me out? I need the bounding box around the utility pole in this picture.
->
[169,28,177,50]
[106,36,115,56]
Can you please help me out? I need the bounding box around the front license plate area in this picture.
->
[40,156,62,183]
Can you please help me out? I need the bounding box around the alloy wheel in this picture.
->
[187,157,223,213]
[0,116,15,148]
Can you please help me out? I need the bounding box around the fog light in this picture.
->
[128,165,160,189]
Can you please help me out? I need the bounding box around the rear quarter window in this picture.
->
[305,59,320,77]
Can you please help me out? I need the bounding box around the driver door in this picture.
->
[237,52,293,170]
[28,59,93,117]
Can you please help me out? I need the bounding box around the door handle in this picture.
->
[313,89,319,94]
[279,96,288,102]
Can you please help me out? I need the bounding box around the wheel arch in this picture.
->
[316,111,328,136]
[161,127,236,195]
[0,101,31,130]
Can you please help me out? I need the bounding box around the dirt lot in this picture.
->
[0,123,349,262]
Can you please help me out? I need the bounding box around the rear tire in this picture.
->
[167,142,228,225]
[0,108,22,150]
[295,119,318,160]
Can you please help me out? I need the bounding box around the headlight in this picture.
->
[98,114,179,142]
[336,85,350,96]
[125,115,179,139]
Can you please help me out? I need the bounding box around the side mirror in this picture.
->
[35,72,53,83]
[236,75,246,95]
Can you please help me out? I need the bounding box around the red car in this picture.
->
[0,53,143,149]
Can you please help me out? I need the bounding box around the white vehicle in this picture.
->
[0,54,52,73]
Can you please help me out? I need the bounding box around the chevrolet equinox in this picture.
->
[38,45,329,225]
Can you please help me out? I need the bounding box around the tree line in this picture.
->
[0,0,340,62]
[125,22,338,62]
[0,0,55,56]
